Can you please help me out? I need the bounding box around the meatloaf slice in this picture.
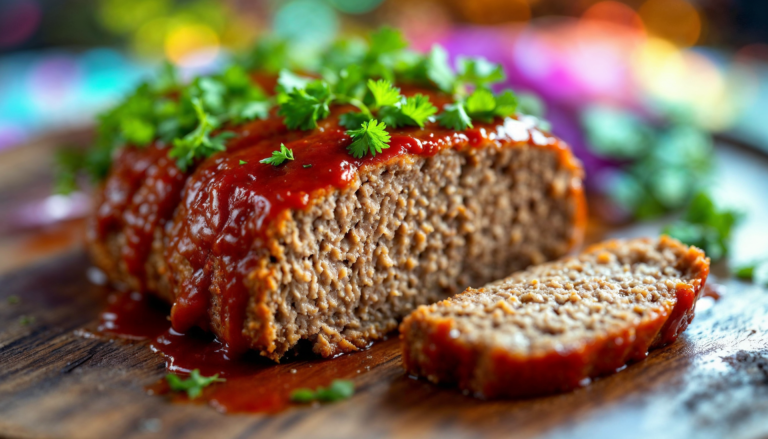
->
[400,236,710,398]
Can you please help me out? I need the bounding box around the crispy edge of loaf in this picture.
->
[398,236,710,398]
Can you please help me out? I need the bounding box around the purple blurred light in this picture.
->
[0,0,41,48]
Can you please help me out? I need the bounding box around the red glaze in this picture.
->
[93,79,582,356]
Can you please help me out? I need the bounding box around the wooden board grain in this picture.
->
[1,250,767,439]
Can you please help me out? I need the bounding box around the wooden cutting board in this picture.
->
[1,143,767,439]
[1,251,767,439]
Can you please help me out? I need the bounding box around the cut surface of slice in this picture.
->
[400,236,710,398]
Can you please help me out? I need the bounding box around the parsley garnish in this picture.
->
[7,295,20,305]
[168,98,236,172]
[239,160,247,165]
[290,379,355,403]
[662,192,742,262]
[303,164,312,168]
[166,369,225,399]
[437,102,473,130]
[347,119,391,158]
[368,79,402,108]
[55,28,535,191]
[278,80,332,130]
[19,315,34,326]
[260,144,295,166]
[734,260,768,285]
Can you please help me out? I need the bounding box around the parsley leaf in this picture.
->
[346,119,391,158]
[456,57,505,87]
[369,27,408,55]
[260,144,295,166]
[437,102,473,130]
[290,380,355,403]
[397,94,437,128]
[169,98,235,172]
[339,111,371,129]
[278,80,332,130]
[166,369,225,399]
[424,46,456,94]
[734,260,768,285]
[494,90,519,117]
[662,192,742,262]
[277,69,313,94]
[465,88,497,122]
[368,79,402,109]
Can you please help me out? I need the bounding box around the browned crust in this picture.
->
[399,236,710,398]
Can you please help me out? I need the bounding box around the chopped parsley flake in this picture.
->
[166,369,225,399]
[260,143,295,166]
[290,379,355,403]
[7,295,19,305]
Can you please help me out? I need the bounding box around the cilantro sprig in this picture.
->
[166,369,225,399]
[260,143,295,166]
[290,379,355,403]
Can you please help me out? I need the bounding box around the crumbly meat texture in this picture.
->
[235,144,582,359]
[399,236,710,398]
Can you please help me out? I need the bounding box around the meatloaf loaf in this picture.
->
[400,236,709,397]
[88,88,586,360]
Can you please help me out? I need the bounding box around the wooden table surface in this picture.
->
[1,135,767,439]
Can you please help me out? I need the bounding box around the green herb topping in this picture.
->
[290,379,355,403]
[260,143,295,166]
[734,260,768,286]
[165,369,225,399]
[346,119,391,158]
[56,28,532,191]
[7,295,20,305]
[662,192,742,262]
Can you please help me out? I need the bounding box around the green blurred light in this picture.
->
[327,0,384,14]
[274,0,338,49]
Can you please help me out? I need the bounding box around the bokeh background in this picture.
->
[1,0,767,272]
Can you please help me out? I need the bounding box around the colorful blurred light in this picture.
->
[274,0,339,51]
[581,1,645,36]
[454,0,531,25]
[639,0,701,47]
[327,0,384,14]
[164,23,221,68]
[98,0,171,34]
[0,0,41,49]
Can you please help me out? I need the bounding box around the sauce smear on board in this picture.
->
[98,290,400,413]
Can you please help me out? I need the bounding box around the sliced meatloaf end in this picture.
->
[399,236,710,398]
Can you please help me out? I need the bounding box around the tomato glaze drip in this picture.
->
[98,290,400,413]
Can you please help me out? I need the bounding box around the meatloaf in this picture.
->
[88,87,586,360]
[400,236,709,397]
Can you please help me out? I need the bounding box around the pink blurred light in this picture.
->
[0,0,41,48]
